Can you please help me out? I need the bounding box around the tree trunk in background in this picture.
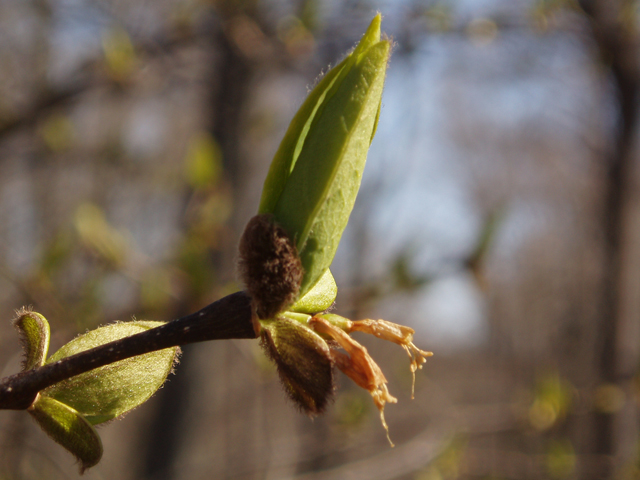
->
[209,15,254,480]
[138,5,255,479]
[578,1,640,477]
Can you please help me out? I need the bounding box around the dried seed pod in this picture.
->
[238,214,303,319]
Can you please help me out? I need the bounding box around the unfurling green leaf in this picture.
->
[29,395,103,474]
[257,52,350,216]
[260,316,334,415]
[43,321,179,425]
[258,14,390,297]
[13,308,50,371]
[289,269,337,314]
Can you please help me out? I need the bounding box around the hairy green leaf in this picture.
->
[259,12,381,214]
[267,16,390,295]
[13,308,50,371]
[260,316,334,415]
[258,48,353,215]
[44,321,178,425]
[29,395,103,473]
[289,269,337,314]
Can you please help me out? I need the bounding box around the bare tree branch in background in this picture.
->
[577,1,640,477]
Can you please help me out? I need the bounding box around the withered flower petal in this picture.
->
[349,319,433,398]
[260,317,334,415]
[309,316,397,446]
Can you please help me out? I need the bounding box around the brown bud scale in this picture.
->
[260,318,335,415]
[238,214,303,319]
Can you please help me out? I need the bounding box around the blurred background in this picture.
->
[1,0,639,479]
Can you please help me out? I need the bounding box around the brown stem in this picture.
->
[0,291,257,411]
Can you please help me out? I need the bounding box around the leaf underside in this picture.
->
[289,269,337,314]
[272,39,390,296]
[44,321,178,425]
[29,395,103,474]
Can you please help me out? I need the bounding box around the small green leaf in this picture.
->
[314,313,353,331]
[289,269,337,314]
[44,321,178,425]
[29,395,103,473]
[280,311,312,324]
[260,15,390,296]
[184,132,223,189]
[13,308,50,371]
[260,316,334,415]
[102,27,136,79]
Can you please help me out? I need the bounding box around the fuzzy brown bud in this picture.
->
[238,214,304,319]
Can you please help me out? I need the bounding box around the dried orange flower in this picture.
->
[258,311,433,446]
[348,319,433,398]
[309,316,398,446]
[308,313,433,446]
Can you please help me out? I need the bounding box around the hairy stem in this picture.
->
[0,291,257,410]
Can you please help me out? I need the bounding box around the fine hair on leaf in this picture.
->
[260,317,335,415]
[13,306,50,371]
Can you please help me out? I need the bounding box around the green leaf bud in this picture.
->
[44,321,179,425]
[28,395,103,473]
[289,269,337,314]
[13,308,50,371]
[257,14,390,297]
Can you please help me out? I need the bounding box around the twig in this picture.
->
[0,291,257,410]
